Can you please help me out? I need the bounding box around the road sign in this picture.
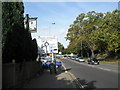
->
[44,41,49,46]
[29,18,37,33]
[38,36,58,54]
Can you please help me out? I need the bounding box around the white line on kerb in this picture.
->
[61,60,84,89]
[61,62,67,72]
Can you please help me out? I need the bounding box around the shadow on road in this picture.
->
[76,78,97,89]
[62,67,72,72]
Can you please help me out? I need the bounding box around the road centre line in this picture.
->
[99,67,111,71]
[65,59,115,72]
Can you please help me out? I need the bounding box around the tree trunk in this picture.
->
[91,49,95,58]
[87,52,89,58]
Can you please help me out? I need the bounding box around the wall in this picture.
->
[2,61,42,88]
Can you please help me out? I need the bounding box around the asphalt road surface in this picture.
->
[61,58,119,88]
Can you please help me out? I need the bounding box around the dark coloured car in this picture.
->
[88,58,99,65]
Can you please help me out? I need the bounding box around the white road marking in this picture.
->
[61,61,67,72]
[99,68,111,71]
[61,61,83,88]
[65,59,114,72]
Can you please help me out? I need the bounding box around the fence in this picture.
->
[2,61,42,88]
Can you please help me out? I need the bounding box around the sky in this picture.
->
[23,1,119,48]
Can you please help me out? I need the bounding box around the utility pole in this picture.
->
[81,40,83,57]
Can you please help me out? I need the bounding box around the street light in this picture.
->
[49,22,55,36]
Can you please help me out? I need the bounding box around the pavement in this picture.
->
[23,65,81,88]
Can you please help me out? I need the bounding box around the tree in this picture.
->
[31,39,38,61]
[2,2,38,63]
[66,9,120,58]
[2,2,25,63]
[58,42,65,54]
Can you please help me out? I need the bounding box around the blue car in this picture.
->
[55,61,62,66]
[42,60,62,69]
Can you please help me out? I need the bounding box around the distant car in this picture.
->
[78,57,85,62]
[67,56,71,59]
[75,57,79,61]
[88,58,99,65]
[71,56,77,60]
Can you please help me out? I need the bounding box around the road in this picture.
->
[61,58,119,88]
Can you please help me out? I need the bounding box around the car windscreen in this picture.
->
[41,57,45,59]
[93,59,98,61]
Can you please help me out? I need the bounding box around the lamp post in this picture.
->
[49,22,55,36]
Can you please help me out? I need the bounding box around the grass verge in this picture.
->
[84,58,120,65]
[99,59,120,65]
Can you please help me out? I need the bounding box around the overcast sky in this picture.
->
[23,1,119,48]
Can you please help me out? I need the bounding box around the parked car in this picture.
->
[55,61,62,67]
[42,59,62,69]
[75,57,79,61]
[78,57,85,62]
[40,57,48,64]
[46,57,52,62]
[67,56,71,59]
[88,58,99,65]
[71,56,77,60]
[42,60,52,69]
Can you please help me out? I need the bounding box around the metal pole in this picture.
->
[52,52,54,62]
[45,45,47,57]
[49,22,55,36]
[49,25,51,36]
[26,14,29,31]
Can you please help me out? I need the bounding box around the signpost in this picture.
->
[39,36,58,54]
[36,36,58,62]
[24,14,38,33]
[29,18,37,33]
[44,41,49,56]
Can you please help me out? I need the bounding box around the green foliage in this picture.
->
[2,2,25,63]
[66,9,120,58]
[31,39,38,61]
[58,42,65,54]
[2,2,38,63]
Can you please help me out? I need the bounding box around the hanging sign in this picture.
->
[29,18,37,33]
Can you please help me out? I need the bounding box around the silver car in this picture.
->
[77,57,85,62]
